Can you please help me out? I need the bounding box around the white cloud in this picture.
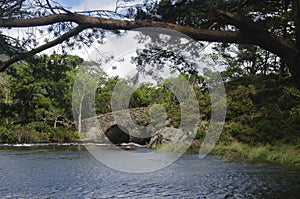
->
[71,0,117,12]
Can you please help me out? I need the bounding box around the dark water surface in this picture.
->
[0,144,299,198]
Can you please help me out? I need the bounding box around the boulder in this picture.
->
[148,127,191,149]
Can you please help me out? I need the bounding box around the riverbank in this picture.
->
[153,141,300,166]
[187,141,300,166]
[1,127,299,167]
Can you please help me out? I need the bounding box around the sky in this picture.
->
[55,0,143,12]
[56,0,82,8]
[65,0,116,11]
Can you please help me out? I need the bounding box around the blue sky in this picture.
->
[54,0,120,12]
[56,0,82,8]
[54,0,144,13]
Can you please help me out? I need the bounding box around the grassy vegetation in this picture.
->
[211,142,300,166]
[0,125,80,144]
[184,140,300,166]
[153,139,300,166]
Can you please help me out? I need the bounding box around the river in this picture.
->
[0,144,299,198]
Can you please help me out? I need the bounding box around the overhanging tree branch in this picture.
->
[0,8,300,88]
[0,12,297,59]
[0,24,88,71]
[218,10,298,63]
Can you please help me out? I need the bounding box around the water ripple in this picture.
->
[0,146,299,198]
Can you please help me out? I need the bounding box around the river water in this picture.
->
[0,144,299,198]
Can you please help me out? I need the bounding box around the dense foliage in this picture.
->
[0,53,299,148]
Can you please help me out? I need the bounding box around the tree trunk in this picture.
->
[289,58,300,89]
[77,94,85,133]
[54,117,57,129]
[292,0,300,89]
[78,104,82,133]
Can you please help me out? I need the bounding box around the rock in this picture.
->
[148,133,163,148]
[147,127,191,149]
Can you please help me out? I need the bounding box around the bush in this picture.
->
[50,127,79,143]
[27,122,55,134]
[0,126,16,143]
[226,122,256,145]
[10,125,50,143]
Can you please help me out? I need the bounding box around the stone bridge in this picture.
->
[81,107,154,144]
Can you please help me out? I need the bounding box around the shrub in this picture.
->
[10,124,51,143]
[27,122,55,134]
[226,122,256,145]
[50,127,79,143]
[0,126,16,143]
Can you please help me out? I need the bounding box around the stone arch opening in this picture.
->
[105,124,130,145]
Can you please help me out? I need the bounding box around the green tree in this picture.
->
[7,54,82,126]
[0,74,12,125]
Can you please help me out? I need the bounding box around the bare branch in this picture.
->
[46,0,57,14]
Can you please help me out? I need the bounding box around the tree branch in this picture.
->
[0,12,297,69]
[292,0,300,50]
[46,0,57,14]
[230,0,250,12]
[218,10,298,62]
[0,24,88,72]
[0,13,294,47]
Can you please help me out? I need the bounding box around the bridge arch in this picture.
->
[105,124,130,145]
[82,107,153,144]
